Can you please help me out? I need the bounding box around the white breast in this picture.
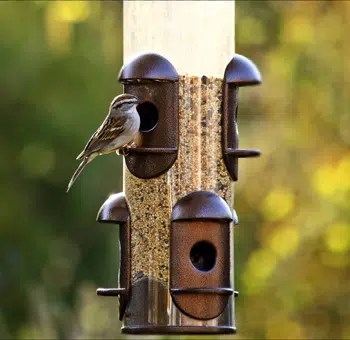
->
[109,106,140,150]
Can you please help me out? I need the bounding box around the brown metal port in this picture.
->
[222,54,262,181]
[170,191,233,320]
[119,53,179,179]
[96,193,131,321]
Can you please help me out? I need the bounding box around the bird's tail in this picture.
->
[66,154,97,192]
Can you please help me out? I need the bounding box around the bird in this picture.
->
[67,94,141,192]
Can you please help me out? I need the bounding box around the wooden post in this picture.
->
[123,1,235,76]
[122,1,236,334]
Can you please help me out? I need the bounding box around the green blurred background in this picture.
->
[0,1,349,339]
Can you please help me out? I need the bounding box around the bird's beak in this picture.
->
[135,98,144,110]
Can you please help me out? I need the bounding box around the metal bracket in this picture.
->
[96,288,126,296]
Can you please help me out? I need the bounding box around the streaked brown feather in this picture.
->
[67,153,97,192]
[76,115,127,160]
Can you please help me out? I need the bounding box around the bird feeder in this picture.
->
[95,1,261,335]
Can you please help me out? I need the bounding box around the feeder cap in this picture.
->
[97,192,130,223]
[171,191,233,222]
[224,54,262,86]
[119,53,178,82]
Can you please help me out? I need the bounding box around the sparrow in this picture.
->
[67,94,141,192]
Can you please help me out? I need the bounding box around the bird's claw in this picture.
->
[118,143,138,157]
[118,146,129,156]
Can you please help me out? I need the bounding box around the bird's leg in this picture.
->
[118,144,131,156]
[118,141,138,156]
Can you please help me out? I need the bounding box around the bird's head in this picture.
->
[109,94,142,113]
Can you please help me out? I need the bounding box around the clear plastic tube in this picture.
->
[123,75,235,333]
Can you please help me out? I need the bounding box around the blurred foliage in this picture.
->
[235,1,350,339]
[0,1,123,338]
[0,1,349,339]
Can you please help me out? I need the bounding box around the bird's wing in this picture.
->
[76,115,127,160]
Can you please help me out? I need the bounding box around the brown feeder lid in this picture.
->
[171,191,233,222]
[224,54,262,86]
[96,192,130,223]
[119,53,179,82]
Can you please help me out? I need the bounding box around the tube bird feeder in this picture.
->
[96,1,261,335]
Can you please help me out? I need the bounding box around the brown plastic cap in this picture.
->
[96,193,130,223]
[171,191,233,222]
[224,54,262,86]
[119,53,179,82]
